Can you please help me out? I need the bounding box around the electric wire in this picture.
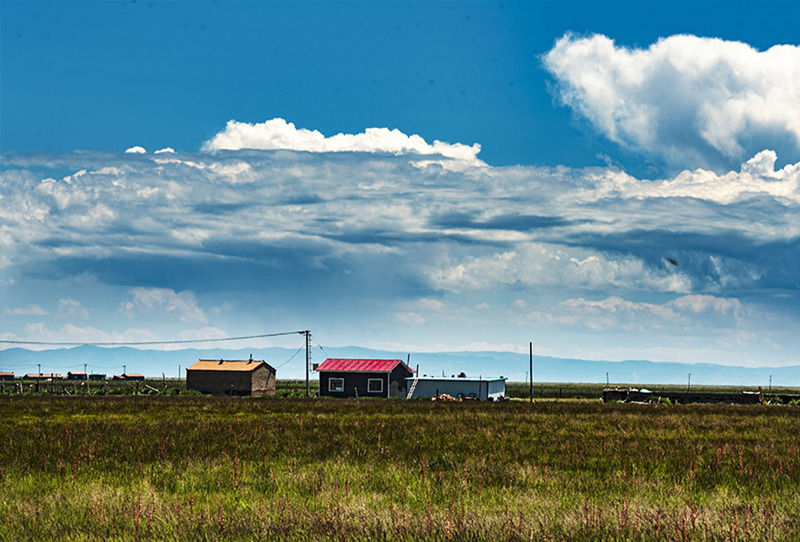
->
[273,345,305,369]
[0,330,304,347]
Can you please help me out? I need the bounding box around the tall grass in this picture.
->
[1,397,798,540]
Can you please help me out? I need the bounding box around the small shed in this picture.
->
[186,357,276,396]
[317,358,413,398]
[0,372,14,381]
[405,375,507,400]
[88,373,106,381]
[67,371,88,380]
[113,373,145,381]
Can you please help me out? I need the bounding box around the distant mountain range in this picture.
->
[1,345,798,387]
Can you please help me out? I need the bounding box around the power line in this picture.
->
[273,345,305,369]
[0,330,305,347]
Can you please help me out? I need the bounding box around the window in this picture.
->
[328,377,344,392]
[367,378,383,393]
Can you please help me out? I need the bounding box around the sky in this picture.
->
[1,1,799,369]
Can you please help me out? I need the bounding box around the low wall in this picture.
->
[603,388,762,405]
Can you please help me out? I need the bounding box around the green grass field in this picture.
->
[6,377,797,400]
[1,396,799,540]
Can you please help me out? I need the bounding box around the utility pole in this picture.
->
[606,372,609,386]
[84,363,87,375]
[302,330,310,397]
[529,342,533,403]
[123,364,126,376]
[687,373,691,392]
[38,363,41,376]
[769,374,772,392]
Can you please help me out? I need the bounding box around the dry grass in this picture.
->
[1,396,798,540]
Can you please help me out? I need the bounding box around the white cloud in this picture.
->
[2,131,799,365]
[124,146,147,154]
[553,293,749,332]
[394,298,446,325]
[5,304,48,316]
[58,298,89,319]
[178,326,229,341]
[202,117,485,166]
[431,244,692,294]
[119,288,206,323]
[395,311,427,325]
[544,34,800,168]
[18,322,156,346]
[560,296,679,330]
[154,147,175,154]
[583,149,800,205]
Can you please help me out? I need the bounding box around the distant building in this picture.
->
[0,372,14,381]
[24,373,63,380]
[405,375,507,401]
[88,374,106,381]
[317,358,414,398]
[186,357,276,396]
[67,371,88,380]
[112,374,145,381]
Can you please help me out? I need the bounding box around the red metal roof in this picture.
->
[317,358,407,373]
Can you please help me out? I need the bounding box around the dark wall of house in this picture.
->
[320,365,413,398]
[389,364,413,398]
[187,366,276,396]
[319,371,389,398]
[251,366,276,396]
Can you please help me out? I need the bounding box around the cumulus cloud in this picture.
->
[431,244,692,294]
[119,288,206,323]
[6,323,157,350]
[154,147,175,154]
[555,293,747,332]
[5,304,48,316]
[581,150,800,205]
[2,123,799,362]
[124,146,147,154]
[544,33,800,168]
[202,117,485,166]
[58,298,89,319]
[178,326,229,341]
[667,294,742,316]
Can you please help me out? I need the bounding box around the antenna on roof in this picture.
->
[249,353,253,362]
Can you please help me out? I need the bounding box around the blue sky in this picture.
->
[2,1,800,369]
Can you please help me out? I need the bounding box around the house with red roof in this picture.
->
[316,358,414,398]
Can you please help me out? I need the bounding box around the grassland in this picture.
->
[7,377,798,401]
[1,396,799,541]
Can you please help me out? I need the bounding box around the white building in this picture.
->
[405,375,507,400]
